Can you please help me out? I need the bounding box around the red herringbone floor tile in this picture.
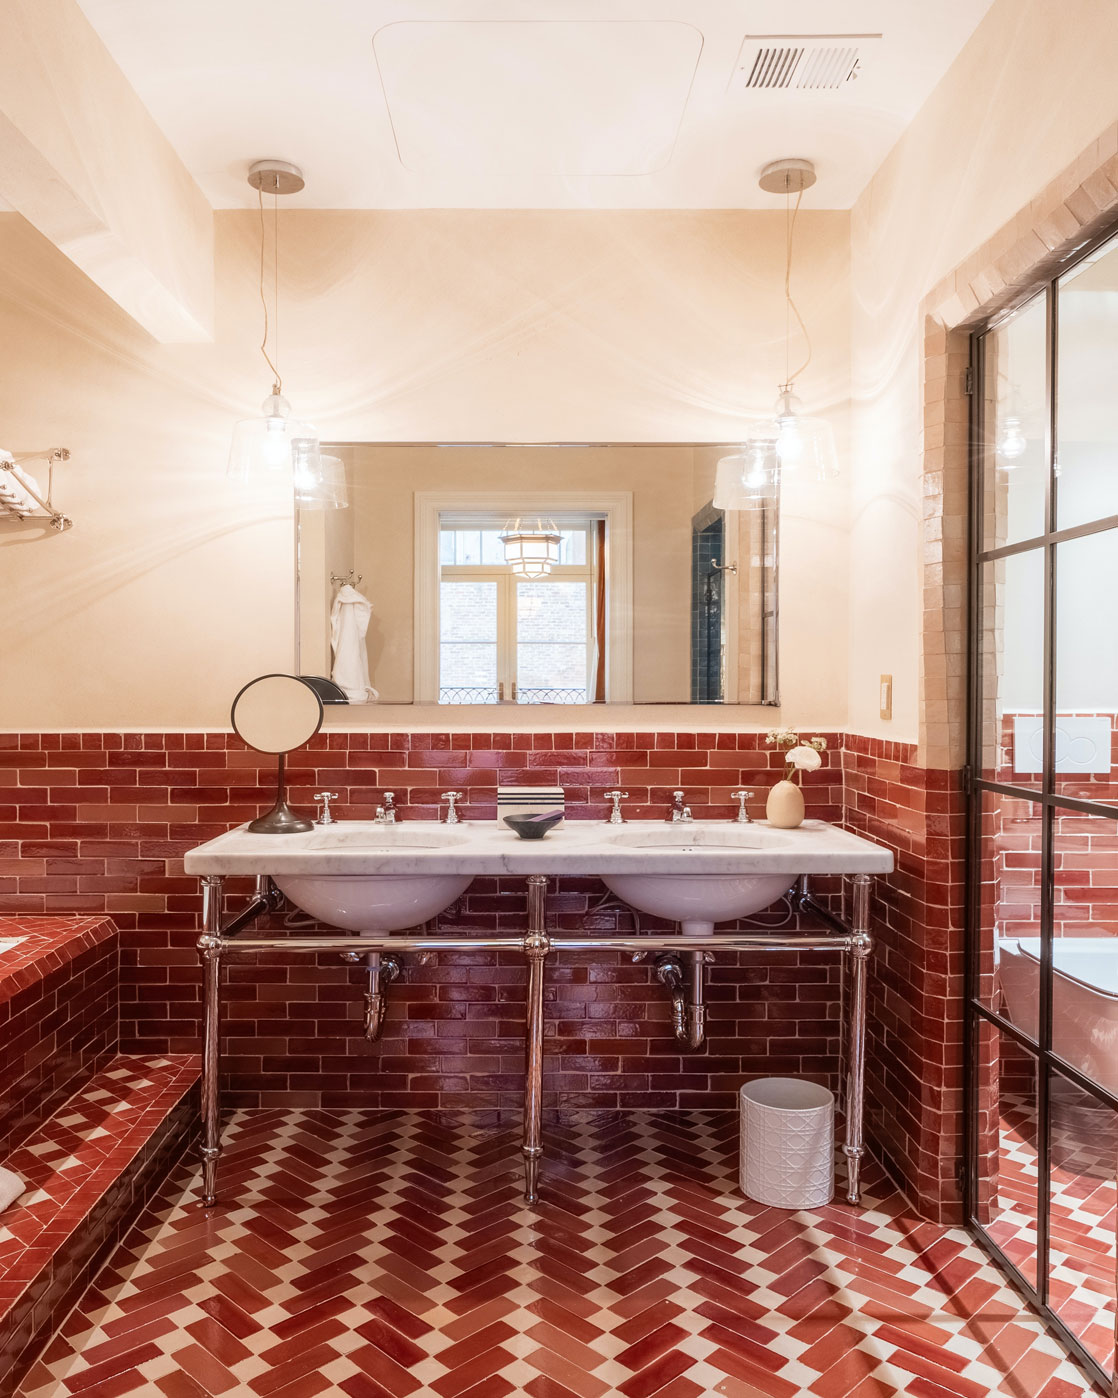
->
[709,1346,803,1398]
[617,1348,698,1398]
[648,1379,705,1398]
[11,1109,1105,1398]
[525,1377,584,1398]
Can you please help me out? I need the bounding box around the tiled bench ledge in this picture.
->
[0,917,119,1161]
[0,1053,199,1398]
[0,918,118,1007]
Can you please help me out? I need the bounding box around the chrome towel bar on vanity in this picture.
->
[196,872,874,1211]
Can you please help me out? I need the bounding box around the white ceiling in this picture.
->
[75,0,994,210]
[375,22,704,177]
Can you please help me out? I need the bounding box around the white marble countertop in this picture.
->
[184,818,894,877]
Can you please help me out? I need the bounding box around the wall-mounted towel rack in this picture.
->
[0,448,73,532]
[330,568,363,588]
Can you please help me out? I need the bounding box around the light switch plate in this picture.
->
[879,674,892,721]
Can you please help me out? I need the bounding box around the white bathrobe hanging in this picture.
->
[330,584,379,704]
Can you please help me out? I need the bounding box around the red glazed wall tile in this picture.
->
[1,730,967,1218]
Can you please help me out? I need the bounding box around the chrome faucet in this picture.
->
[442,791,463,824]
[669,790,692,823]
[604,790,629,824]
[730,789,755,824]
[313,791,338,825]
[374,791,397,824]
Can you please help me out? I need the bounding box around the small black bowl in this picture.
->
[502,812,564,840]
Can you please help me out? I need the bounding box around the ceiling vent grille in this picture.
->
[732,34,880,91]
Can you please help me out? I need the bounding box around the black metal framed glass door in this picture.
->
[965,228,1118,1391]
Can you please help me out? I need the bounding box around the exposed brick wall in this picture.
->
[0,728,968,1216]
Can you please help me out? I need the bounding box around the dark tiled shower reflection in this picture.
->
[691,505,725,703]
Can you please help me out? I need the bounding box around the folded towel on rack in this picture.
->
[330,584,380,704]
[0,1165,25,1214]
[0,452,40,519]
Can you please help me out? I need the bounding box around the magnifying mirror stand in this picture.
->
[249,754,313,834]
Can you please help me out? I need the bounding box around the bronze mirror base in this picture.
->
[247,799,313,835]
[247,752,313,834]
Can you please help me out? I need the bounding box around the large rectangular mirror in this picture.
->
[297,444,777,707]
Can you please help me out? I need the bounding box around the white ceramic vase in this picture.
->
[766,778,805,829]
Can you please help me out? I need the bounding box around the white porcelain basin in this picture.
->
[186,816,894,929]
[601,824,796,932]
[273,824,473,932]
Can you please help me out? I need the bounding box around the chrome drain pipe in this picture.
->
[656,955,687,1039]
[656,951,708,1050]
[686,949,707,1050]
[363,952,400,1041]
[342,949,401,1041]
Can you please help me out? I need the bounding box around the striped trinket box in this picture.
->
[496,785,565,827]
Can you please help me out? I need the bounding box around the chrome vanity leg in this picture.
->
[198,874,225,1207]
[844,873,873,1205]
[522,875,550,1205]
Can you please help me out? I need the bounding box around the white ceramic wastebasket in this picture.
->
[739,1077,835,1208]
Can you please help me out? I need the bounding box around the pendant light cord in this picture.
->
[783,187,811,387]
[257,187,283,393]
[274,190,280,391]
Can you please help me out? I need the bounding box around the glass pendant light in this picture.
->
[499,518,562,578]
[993,375,1031,468]
[229,387,318,480]
[723,158,838,497]
[294,447,348,511]
[995,414,1028,465]
[228,160,339,504]
[771,382,837,479]
[713,434,779,510]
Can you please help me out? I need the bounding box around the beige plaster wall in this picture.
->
[849,0,1118,745]
[0,0,213,341]
[0,207,849,730]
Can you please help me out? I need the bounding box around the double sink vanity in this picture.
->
[182,454,893,1213]
[185,810,893,1209]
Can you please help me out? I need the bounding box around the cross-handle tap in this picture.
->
[442,791,463,824]
[313,791,339,825]
[604,790,629,824]
[730,789,755,824]
[669,790,692,823]
[374,791,397,824]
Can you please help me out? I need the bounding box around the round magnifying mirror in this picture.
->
[231,674,323,833]
[232,674,323,754]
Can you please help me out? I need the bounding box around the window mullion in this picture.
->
[501,575,516,702]
[585,576,596,697]
[1035,279,1058,1311]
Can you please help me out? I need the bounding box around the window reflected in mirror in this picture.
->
[438,518,598,704]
